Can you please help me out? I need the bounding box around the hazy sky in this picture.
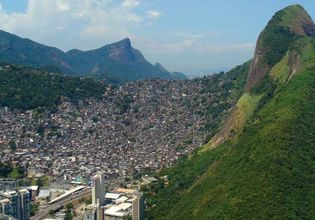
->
[0,0,315,73]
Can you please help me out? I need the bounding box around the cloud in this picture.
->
[122,0,140,9]
[56,1,70,12]
[141,32,255,55]
[148,39,197,54]
[0,0,159,51]
[147,10,161,20]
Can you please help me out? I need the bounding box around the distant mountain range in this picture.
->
[0,30,186,83]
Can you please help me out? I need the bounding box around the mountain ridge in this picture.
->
[0,30,185,83]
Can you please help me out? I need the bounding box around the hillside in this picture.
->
[145,5,315,219]
[0,66,249,187]
[0,63,106,110]
[0,31,185,83]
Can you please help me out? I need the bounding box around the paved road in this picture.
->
[31,188,91,220]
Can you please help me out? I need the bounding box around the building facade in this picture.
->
[92,173,106,206]
[132,193,144,220]
[0,189,30,220]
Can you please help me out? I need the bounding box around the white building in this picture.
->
[92,173,106,206]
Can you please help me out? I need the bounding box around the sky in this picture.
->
[0,0,315,73]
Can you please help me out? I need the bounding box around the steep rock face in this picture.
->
[106,38,145,64]
[244,4,315,91]
[206,5,315,149]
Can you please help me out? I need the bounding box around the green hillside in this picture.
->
[145,5,315,219]
[0,64,106,110]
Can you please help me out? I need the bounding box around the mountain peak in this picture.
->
[109,38,132,49]
[244,4,315,91]
[271,4,315,36]
[104,38,146,64]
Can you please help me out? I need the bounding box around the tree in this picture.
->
[66,203,74,210]
[0,162,13,177]
[36,178,44,187]
[64,203,74,220]
[30,203,39,216]
[9,140,17,151]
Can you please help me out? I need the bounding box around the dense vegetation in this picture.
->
[30,202,39,216]
[0,162,25,179]
[0,64,106,110]
[146,6,315,220]
[259,14,298,66]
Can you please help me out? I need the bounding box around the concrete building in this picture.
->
[83,205,104,220]
[91,173,106,220]
[92,173,106,206]
[0,180,17,192]
[104,202,132,220]
[83,205,97,220]
[19,189,30,220]
[27,186,39,200]
[141,176,158,185]
[97,206,104,220]
[132,193,144,220]
[0,189,30,220]
[38,189,51,201]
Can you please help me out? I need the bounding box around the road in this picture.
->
[31,188,91,220]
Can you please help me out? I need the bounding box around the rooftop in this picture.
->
[104,202,132,217]
[105,193,121,200]
[38,190,51,198]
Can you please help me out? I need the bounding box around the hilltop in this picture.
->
[0,31,185,83]
[145,5,315,219]
[245,4,315,91]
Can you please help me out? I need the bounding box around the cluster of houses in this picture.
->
[0,78,227,186]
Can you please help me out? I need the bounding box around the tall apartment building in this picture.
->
[0,189,30,220]
[132,193,144,220]
[92,173,106,206]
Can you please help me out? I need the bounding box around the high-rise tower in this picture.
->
[132,192,144,220]
[91,173,105,206]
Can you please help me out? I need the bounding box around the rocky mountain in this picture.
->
[0,31,185,83]
[245,4,315,91]
[146,5,315,219]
